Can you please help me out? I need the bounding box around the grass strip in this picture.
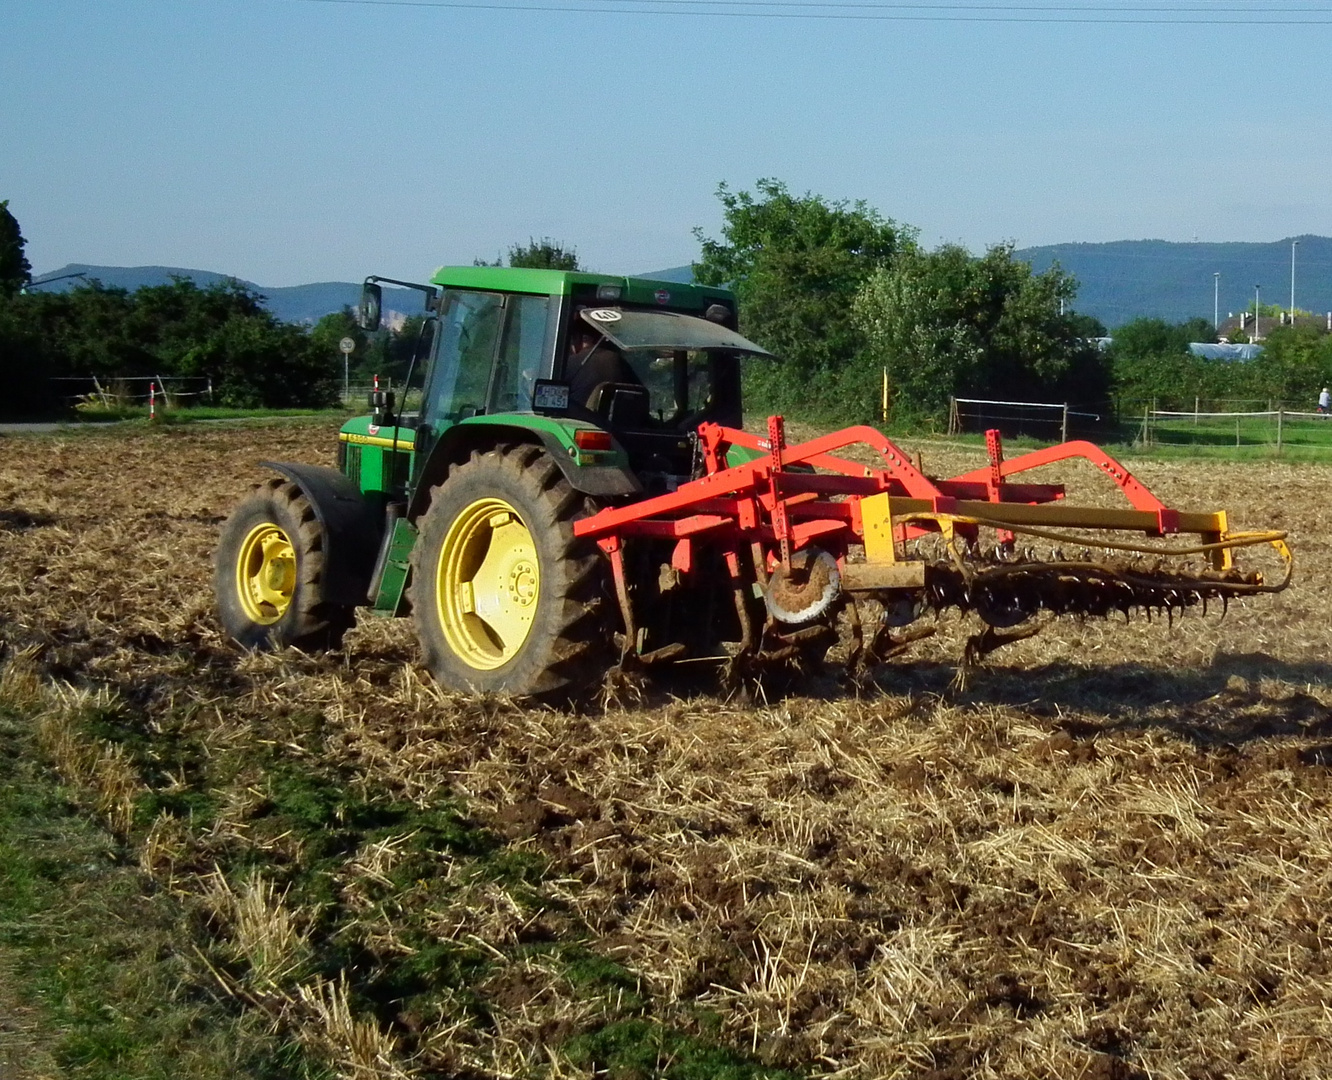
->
[0,693,324,1080]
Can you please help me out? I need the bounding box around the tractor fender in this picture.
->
[407,424,641,520]
[530,429,644,499]
[258,461,384,607]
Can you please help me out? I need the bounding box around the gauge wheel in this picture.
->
[410,444,608,699]
[215,478,355,651]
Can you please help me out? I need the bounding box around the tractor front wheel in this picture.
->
[214,478,355,651]
[410,445,607,699]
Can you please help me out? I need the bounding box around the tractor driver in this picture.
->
[564,323,638,409]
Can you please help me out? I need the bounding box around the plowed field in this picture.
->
[1,420,1330,1079]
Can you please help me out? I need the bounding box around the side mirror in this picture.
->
[358,283,383,331]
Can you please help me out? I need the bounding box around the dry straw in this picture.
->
[3,424,1332,1077]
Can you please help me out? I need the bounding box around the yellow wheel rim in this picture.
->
[437,497,540,670]
[235,522,297,625]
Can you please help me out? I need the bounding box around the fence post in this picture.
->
[1141,405,1150,447]
[1236,415,1241,448]
[1277,407,1284,457]
[1061,403,1069,443]
[947,397,958,437]
[1194,395,1199,426]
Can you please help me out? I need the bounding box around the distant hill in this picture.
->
[30,242,1332,331]
[1014,236,1332,328]
[26,264,428,325]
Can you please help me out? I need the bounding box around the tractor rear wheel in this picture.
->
[214,478,355,651]
[409,445,608,699]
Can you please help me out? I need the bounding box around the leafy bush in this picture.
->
[1108,317,1332,411]
[852,244,1111,426]
[0,278,341,417]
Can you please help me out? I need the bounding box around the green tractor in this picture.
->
[218,268,1293,697]
[214,266,775,698]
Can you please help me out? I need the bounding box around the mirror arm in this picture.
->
[366,275,439,307]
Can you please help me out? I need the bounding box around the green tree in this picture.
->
[0,301,55,416]
[1248,325,1332,404]
[1107,317,1227,408]
[507,237,580,270]
[693,179,913,412]
[0,200,33,299]
[177,315,337,408]
[853,243,1107,422]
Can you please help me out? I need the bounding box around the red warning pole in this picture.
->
[149,381,156,421]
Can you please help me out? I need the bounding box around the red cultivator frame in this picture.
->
[574,417,1291,673]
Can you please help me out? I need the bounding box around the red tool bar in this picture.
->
[571,419,1174,554]
[948,440,1164,512]
[574,421,917,541]
[705,423,945,501]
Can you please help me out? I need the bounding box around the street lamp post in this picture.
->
[1254,284,1262,342]
[1291,239,1300,322]
[1214,272,1220,330]
[20,270,87,294]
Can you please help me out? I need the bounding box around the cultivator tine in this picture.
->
[963,622,1042,667]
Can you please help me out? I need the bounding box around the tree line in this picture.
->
[691,180,1110,428]
[8,191,1332,427]
[1103,316,1332,412]
[0,209,580,419]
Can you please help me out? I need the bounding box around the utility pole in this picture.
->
[1291,239,1300,322]
[1214,272,1220,330]
[1254,284,1262,342]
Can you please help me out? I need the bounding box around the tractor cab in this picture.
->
[346,267,773,507]
[559,307,773,487]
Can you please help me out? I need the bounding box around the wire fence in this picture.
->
[51,376,216,410]
[49,378,421,414]
[948,397,1103,442]
[1136,405,1332,454]
[342,382,423,412]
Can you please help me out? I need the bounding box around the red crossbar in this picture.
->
[572,420,1164,554]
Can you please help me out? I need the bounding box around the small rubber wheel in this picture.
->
[214,478,355,651]
[410,444,608,698]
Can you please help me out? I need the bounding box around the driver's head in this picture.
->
[568,324,601,356]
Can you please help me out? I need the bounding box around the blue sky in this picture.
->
[3,0,1330,285]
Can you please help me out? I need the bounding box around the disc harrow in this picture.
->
[573,417,1291,675]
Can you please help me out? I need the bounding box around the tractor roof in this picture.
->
[428,265,734,310]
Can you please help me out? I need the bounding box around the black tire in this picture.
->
[409,444,609,699]
[214,478,355,651]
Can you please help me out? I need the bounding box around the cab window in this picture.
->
[490,294,552,413]
[620,349,729,429]
[422,290,503,426]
